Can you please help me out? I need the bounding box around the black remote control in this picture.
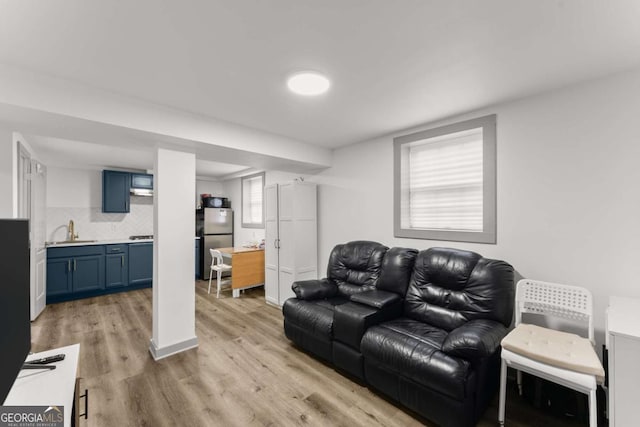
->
[27,354,65,365]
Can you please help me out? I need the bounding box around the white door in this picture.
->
[264,184,279,305]
[277,183,296,305]
[30,160,47,319]
[18,143,47,320]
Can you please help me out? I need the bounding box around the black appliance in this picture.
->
[0,219,31,404]
[202,197,230,209]
[129,235,153,240]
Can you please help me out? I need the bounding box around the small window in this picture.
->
[394,114,496,244]
[241,172,265,228]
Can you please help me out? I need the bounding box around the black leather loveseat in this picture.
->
[282,241,514,427]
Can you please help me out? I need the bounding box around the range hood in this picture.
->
[130,188,153,197]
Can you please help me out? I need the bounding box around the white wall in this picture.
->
[195,179,225,208]
[314,67,640,346]
[0,130,14,218]
[222,170,306,247]
[223,177,263,246]
[47,167,102,208]
[45,167,153,241]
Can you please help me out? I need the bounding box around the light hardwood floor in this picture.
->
[31,282,585,427]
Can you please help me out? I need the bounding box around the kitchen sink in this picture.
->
[46,240,98,246]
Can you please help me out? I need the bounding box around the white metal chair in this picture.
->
[208,249,232,298]
[499,279,604,427]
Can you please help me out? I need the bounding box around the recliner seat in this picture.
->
[361,247,514,427]
[282,240,389,362]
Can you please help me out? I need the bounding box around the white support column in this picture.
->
[149,148,198,360]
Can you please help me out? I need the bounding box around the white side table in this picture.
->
[606,296,640,427]
[4,344,81,427]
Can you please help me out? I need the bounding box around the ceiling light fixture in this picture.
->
[287,71,331,96]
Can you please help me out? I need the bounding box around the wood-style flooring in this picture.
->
[31,282,585,426]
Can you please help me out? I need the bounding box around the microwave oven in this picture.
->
[202,197,230,208]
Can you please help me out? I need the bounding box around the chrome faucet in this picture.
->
[68,219,78,242]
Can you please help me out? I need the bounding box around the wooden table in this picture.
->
[218,247,265,298]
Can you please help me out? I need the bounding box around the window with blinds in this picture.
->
[241,172,265,228]
[394,115,496,244]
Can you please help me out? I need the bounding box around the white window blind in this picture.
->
[242,174,264,226]
[407,128,483,232]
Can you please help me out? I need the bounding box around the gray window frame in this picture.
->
[393,114,497,244]
[241,172,265,229]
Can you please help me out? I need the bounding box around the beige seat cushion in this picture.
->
[502,323,605,382]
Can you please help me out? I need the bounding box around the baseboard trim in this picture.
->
[149,336,199,361]
[265,296,280,307]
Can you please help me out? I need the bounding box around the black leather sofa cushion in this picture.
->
[314,296,350,311]
[405,248,514,332]
[327,241,388,296]
[350,290,401,309]
[361,317,471,400]
[292,278,337,300]
[441,319,508,360]
[377,247,419,295]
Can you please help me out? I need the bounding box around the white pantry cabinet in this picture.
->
[264,181,317,306]
[606,296,640,426]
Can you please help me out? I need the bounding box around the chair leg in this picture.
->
[498,359,507,426]
[588,388,597,427]
[517,369,523,396]
[207,268,213,294]
[216,272,222,298]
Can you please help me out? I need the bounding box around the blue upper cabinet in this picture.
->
[103,170,131,213]
[131,173,153,190]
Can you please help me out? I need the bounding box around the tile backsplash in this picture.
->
[46,198,153,242]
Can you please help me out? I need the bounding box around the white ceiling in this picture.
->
[26,135,248,179]
[1,1,640,149]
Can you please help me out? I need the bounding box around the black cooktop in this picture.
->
[129,235,153,240]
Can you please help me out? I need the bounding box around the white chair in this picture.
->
[208,249,232,298]
[498,279,604,427]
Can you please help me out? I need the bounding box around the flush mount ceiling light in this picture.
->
[287,71,331,96]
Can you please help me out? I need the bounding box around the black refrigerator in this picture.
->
[197,208,233,278]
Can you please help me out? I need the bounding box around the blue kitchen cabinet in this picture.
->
[46,257,73,297]
[105,245,128,288]
[47,245,106,303]
[195,239,200,279]
[72,255,105,292]
[103,170,131,213]
[129,242,153,286]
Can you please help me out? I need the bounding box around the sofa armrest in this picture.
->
[441,319,508,360]
[334,300,403,349]
[350,290,401,309]
[291,279,337,300]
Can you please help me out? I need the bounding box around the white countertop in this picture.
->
[46,238,153,248]
[46,237,200,248]
[608,296,640,339]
